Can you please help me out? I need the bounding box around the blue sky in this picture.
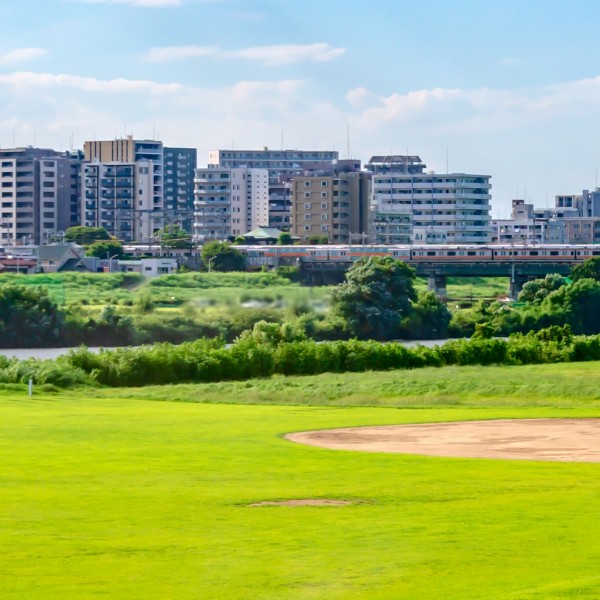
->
[2,0,600,215]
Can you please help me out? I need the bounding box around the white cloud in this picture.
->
[226,43,346,66]
[146,45,218,62]
[0,48,47,66]
[145,42,346,65]
[0,71,183,94]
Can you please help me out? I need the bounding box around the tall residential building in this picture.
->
[367,155,492,244]
[84,137,197,236]
[208,148,340,230]
[290,171,371,243]
[0,147,83,244]
[163,147,197,231]
[193,166,269,240]
[83,161,157,242]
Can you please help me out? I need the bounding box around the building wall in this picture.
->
[0,148,83,244]
[290,172,371,243]
[163,147,196,232]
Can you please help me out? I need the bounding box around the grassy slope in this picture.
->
[3,363,600,598]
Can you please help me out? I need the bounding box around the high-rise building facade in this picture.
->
[290,171,371,243]
[0,147,83,245]
[209,148,340,230]
[193,166,269,240]
[163,147,197,232]
[84,137,197,236]
[368,155,492,244]
[82,161,156,242]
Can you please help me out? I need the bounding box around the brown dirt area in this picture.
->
[286,418,600,462]
[248,499,353,507]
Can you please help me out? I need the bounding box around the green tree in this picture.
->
[542,278,600,334]
[86,240,125,260]
[158,224,192,249]
[0,285,65,347]
[201,241,246,272]
[403,291,452,339]
[331,256,417,339]
[571,257,600,282]
[277,232,293,245]
[65,226,111,245]
[518,273,567,304]
[306,234,329,244]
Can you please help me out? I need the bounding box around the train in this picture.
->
[121,242,600,268]
[236,244,600,268]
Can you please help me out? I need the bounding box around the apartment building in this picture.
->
[84,137,197,236]
[368,155,492,244]
[163,147,197,231]
[290,171,371,243]
[193,166,269,240]
[0,147,83,244]
[209,148,340,230]
[82,161,156,242]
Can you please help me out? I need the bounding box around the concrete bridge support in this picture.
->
[509,273,530,300]
[427,275,448,300]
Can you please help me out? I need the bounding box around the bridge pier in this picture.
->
[427,275,447,300]
[509,274,530,300]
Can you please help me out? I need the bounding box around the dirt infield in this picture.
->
[286,419,600,462]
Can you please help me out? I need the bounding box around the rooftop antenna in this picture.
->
[446,145,449,173]
[596,169,598,189]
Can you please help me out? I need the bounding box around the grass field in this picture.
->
[3,362,600,599]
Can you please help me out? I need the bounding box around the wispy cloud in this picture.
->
[146,42,346,65]
[146,45,218,61]
[0,48,47,66]
[0,71,183,94]
[498,57,521,66]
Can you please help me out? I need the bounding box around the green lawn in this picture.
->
[2,364,600,598]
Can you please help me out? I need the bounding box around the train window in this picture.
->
[550,251,558,256]
[530,251,538,256]
[593,251,600,256]
[427,251,435,256]
[467,251,476,256]
[447,251,456,256]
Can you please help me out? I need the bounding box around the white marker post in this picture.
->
[28,378,33,397]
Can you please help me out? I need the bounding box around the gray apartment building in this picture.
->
[368,155,492,244]
[0,147,83,245]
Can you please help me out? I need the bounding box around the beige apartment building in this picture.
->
[290,172,371,243]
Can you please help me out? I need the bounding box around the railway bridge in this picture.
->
[300,260,574,299]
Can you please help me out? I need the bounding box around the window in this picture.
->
[304,225,311,231]
[321,214,328,220]
[321,225,328,231]
[321,202,328,209]
[304,192,311,198]
[304,203,311,209]
[321,181,328,187]
[304,181,311,187]
[321,191,328,198]
[304,214,311,220]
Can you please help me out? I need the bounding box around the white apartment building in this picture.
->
[83,161,156,242]
[368,156,492,244]
[194,166,269,240]
[0,148,83,245]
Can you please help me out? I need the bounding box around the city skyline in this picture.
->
[2,0,600,216]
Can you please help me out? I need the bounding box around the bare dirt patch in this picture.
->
[248,499,354,507]
[286,418,600,462]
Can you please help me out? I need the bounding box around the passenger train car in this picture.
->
[121,242,600,269]
[236,244,600,268]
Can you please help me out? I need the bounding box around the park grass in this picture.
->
[80,361,600,408]
[3,362,600,598]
